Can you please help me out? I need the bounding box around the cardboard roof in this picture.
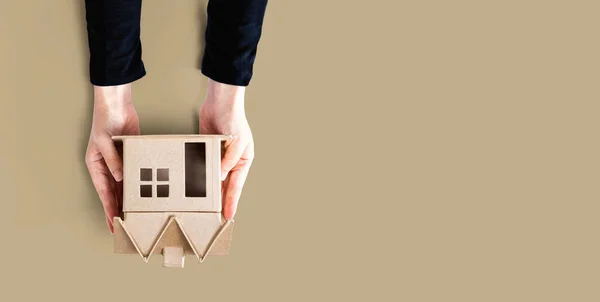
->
[114,216,234,265]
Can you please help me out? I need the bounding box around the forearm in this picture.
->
[84,0,146,86]
[202,0,269,86]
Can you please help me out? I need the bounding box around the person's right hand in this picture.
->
[85,84,140,234]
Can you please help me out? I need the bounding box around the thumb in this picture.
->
[97,135,123,182]
[220,137,245,181]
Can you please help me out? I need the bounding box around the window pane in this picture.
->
[157,168,169,181]
[157,185,169,197]
[140,168,152,181]
[140,185,152,197]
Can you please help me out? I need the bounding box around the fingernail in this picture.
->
[113,169,123,182]
[221,171,227,181]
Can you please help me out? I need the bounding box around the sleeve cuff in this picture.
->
[90,63,147,87]
[201,55,252,87]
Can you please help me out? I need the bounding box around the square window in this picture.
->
[140,168,152,181]
[140,185,152,197]
[157,185,169,198]
[157,168,169,181]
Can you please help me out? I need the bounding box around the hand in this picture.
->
[85,84,140,233]
[199,79,255,220]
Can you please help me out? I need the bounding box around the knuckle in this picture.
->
[239,158,253,167]
[85,156,96,168]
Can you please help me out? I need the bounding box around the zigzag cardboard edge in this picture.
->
[113,216,235,265]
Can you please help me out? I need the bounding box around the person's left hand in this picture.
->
[199,79,254,220]
[85,84,140,233]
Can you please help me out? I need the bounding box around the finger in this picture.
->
[92,173,117,231]
[86,157,118,233]
[96,134,123,182]
[223,165,251,220]
[105,214,114,234]
[221,176,231,218]
[221,137,247,181]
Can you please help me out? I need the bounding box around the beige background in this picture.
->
[0,0,598,301]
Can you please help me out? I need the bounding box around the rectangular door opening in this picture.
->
[184,142,207,197]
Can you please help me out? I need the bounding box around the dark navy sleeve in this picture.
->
[201,0,269,86]
[84,0,267,87]
[84,0,146,86]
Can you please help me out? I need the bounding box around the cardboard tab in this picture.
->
[162,247,185,268]
[207,220,235,256]
[113,217,142,256]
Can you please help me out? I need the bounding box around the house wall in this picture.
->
[122,138,222,212]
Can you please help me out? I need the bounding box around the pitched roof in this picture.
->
[113,216,234,264]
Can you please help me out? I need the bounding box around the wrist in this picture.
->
[205,79,245,111]
[93,84,133,109]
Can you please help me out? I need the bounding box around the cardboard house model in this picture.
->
[111,135,235,268]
